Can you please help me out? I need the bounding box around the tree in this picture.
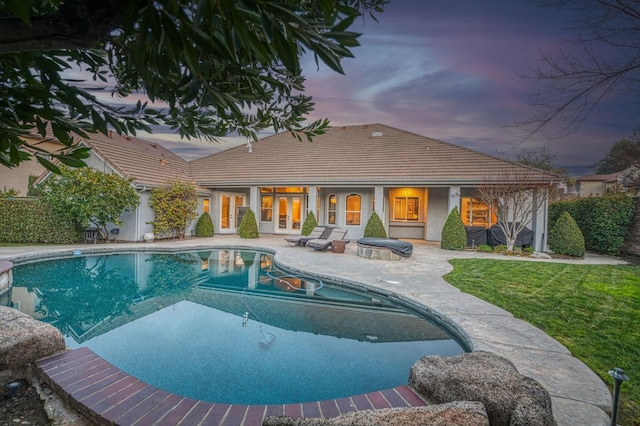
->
[441,207,467,250]
[41,166,140,240]
[500,147,565,175]
[593,128,640,174]
[238,208,259,238]
[475,169,552,252]
[520,1,640,137]
[364,212,387,238]
[0,0,385,171]
[149,180,198,239]
[548,211,585,257]
[194,212,214,237]
[300,211,318,236]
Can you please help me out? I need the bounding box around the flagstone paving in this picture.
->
[1,235,625,425]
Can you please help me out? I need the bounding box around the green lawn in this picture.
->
[444,259,640,426]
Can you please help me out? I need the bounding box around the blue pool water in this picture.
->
[11,249,465,405]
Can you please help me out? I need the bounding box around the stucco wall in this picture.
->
[426,188,449,241]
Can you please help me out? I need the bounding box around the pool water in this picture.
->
[11,249,465,405]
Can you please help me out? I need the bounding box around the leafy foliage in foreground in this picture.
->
[0,0,385,171]
[444,259,640,426]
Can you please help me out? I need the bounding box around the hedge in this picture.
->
[549,193,634,255]
[0,198,80,244]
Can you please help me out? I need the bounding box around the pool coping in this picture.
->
[36,347,429,425]
[2,235,622,425]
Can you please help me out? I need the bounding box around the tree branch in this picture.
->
[0,0,134,54]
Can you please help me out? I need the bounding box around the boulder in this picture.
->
[262,401,489,426]
[0,306,65,386]
[409,351,556,426]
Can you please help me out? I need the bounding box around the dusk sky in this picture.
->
[140,1,637,176]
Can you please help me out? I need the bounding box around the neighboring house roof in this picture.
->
[576,173,620,183]
[189,123,558,187]
[84,131,193,188]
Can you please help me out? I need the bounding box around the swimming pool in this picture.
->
[10,249,465,405]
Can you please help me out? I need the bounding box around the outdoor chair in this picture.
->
[306,228,349,251]
[84,228,98,244]
[284,226,330,246]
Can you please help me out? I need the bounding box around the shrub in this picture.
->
[550,193,633,255]
[0,198,79,244]
[364,212,387,238]
[194,212,214,237]
[523,246,534,254]
[238,208,259,238]
[149,181,198,239]
[493,244,507,254]
[441,207,467,250]
[549,211,585,257]
[477,244,493,253]
[301,211,318,236]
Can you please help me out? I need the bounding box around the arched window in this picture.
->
[327,194,337,225]
[345,194,361,226]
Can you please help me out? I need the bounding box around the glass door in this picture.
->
[220,193,245,234]
[276,196,302,233]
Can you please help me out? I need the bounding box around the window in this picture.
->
[327,194,337,225]
[345,194,361,225]
[203,198,210,214]
[393,197,419,221]
[261,195,273,222]
[461,197,497,227]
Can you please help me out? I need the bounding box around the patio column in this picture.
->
[374,186,384,217]
[249,186,259,217]
[448,186,461,212]
[307,186,318,217]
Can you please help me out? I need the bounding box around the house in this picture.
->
[17,123,559,249]
[575,164,640,197]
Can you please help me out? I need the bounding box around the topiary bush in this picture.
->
[238,208,259,238]
[549,211,585,257]
[441,207,467,250]
[300,211,318,236]
[194,212,214,237]
[364,212,387,238]
[549,193,633,255]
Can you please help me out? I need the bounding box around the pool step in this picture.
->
[36,347,428,425]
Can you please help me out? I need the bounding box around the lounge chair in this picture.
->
[284,226,329,246]
[306,228,349,251]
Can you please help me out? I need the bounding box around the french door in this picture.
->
[220,193,245,234]
[276,196,302,233]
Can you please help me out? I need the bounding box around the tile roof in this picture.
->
[83,131,193,188]
[189,123,558,186]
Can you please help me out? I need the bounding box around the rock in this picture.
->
[262,401,489,425]
[409,351,556,426]
[0,306,65,386]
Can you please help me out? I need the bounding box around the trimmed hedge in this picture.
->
[549,193,634,255]
[301,211,318,236]
[441,207,467,250]
[238,208,259,238]
[194,212,214,237]
[364,212,387,238]
[549,211,585,257]
[0,198,80,244]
